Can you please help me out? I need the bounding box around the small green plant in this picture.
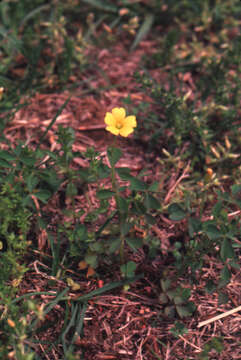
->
[198,337,224,360]
[0,0,89,93]
[0,183,31,285]
[0,1,240,357]
[167,182,241,295]
[55,108,162,278]
[159,279,196,319]
[169,321,188,338]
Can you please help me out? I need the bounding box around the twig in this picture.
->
[78,124,106,131]
[198,305,241,328]
[178,335,202,351]
[164,161,190,204]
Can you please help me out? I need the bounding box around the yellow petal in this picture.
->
[112,107,126,121]
[104,112,115,126]
[119,126,134,137]
[106,126,120,136]
[124,115,137,128]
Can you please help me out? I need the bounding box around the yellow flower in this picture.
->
[104,107,137,137]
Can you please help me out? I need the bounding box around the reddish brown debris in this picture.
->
[3,38,241,359]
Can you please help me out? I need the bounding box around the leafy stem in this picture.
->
[108,145,126,264]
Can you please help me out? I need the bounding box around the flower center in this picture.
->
[116,120,123,129]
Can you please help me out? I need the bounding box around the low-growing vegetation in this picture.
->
[0,0,240,359]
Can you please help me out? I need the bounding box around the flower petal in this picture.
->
[106,126,120,136]
[112,107,126,121]
[104,107,137,137]
[119,126,134,137]
[124,115,137,128]
[104,112,115,126]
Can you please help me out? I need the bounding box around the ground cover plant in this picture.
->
[0,0,240,359]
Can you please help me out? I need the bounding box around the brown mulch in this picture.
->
[4,38,241,359]
[20,254,241,359]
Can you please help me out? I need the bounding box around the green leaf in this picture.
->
[130,178,147,191]
[219,265,231,287]
[107,147,122,168]
[0,158,12,168]
[75,224,87,241]
[85,254,98,268]
[205,280,216,294]
[204,337,224,353]
[126,237,142,251]
[231,184,241,196]
[212,201,223,218]
[188,217,202,237]
[116,167,132,181]
[228,259,240,269]
[235,199,241,209]
[108,238,121,253]
[96,189,114,200]
[96,210,117,237]
[160,279,172,292]
[166,289,176,301]
[144,193,160,210]
[144,213,156,225]
[40,170,62,193]
[22,194,33,207]
[119,186,127,192]
[164,305,175,318]
[217,191,230,202]
[160,278,172,292]
[34,190,51,203]
[120,221,132,236]
[131,200,146,215]
[130,13,155,51]
[174,296,184,305]
[148,181,160,192]
[168,203,186,221]
[218,291,229,305]
[179,288,191,301]
[20,155,36,166]
[0,150,16,161]
[26,174,39,192]
[170,321,188,337]
[66,182,78,197]
[117,196,129,214]
[90,242,103,253]
[120,261,137,278]
[176,305,193,318]
[220,238,235,261]
[159,293,168,304]
[98,163,110,179]
[204,223,221,240]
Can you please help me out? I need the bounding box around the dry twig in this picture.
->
[198,305,241,328]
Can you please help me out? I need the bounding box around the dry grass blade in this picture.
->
[80,0,117,13]
[130,13,155,51]
[198,305,241,328]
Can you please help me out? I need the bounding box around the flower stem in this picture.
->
[119,231,125,264]
[110,147,125,264]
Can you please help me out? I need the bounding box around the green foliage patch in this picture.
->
[0,0,240,358]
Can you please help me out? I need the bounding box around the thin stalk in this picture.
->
[110,146,125,264]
